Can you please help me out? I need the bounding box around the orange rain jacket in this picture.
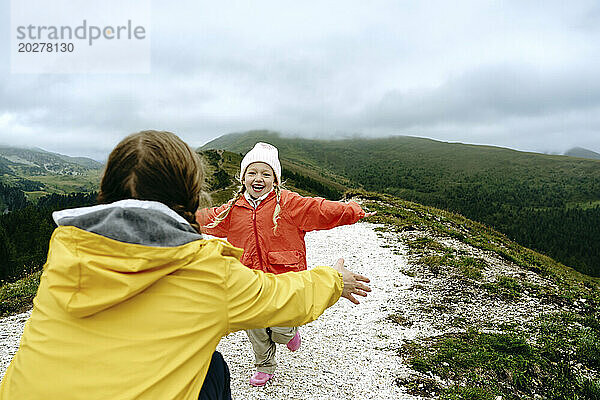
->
[196,189,366,274]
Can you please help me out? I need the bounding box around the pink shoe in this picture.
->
[286,330,301,352]
[249,371,273,386]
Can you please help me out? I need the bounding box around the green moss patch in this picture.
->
[402,316,600,399]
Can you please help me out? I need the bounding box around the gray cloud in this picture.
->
[359,64,600,126]
[1,0,600,159]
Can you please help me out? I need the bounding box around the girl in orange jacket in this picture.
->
[196,142,375,386]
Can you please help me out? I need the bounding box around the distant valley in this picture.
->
[0,146,102,208]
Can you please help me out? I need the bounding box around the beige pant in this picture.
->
[245,326,298,374]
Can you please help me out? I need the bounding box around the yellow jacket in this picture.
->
[0,200,343,399]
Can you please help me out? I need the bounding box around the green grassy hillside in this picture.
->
[202,131,600,277]
[357,190,600,399]
[0,146,102,207]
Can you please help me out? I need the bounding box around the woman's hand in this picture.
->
[364,211,377,218]
[333,258,371,304]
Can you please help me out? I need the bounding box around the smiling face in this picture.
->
[243,162,276,198]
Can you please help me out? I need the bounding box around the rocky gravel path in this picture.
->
[217,223,419,399]
[0,311,31,382]
[1,223,421,399]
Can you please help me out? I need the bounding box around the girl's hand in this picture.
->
[333,258,371,304]
[364,211,377,218]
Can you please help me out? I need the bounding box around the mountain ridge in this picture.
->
[564,146,600,160]
[0,145,103,172]
[201,130,560,157]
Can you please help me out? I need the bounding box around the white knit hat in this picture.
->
[240,142,281,183]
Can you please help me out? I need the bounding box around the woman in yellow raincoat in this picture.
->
[0,130,370,400]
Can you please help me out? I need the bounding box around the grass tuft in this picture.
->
[0,270,41,317]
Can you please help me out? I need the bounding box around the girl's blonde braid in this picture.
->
[272,183,281,234]
[204,185,245,229]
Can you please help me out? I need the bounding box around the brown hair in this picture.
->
[98,130,206,232]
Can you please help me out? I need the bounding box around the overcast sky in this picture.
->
[1,0,600,160]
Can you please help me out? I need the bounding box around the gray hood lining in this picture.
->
[53,200,202,247]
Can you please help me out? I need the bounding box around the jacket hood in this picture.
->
[46,200,210,318]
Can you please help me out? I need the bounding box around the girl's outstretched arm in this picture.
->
[285,191,371,231]
[195,203,231,237]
